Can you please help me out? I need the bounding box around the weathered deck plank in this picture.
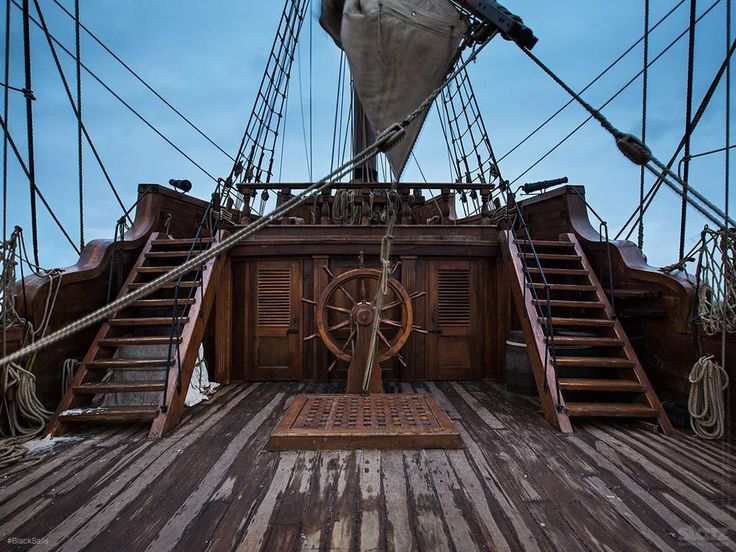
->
[0,381,734,552]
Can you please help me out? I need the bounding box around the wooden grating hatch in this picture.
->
[268,394,462,450]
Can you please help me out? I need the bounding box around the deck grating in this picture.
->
[267,394,461,450]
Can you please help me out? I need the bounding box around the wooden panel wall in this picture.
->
[227,254,507,383]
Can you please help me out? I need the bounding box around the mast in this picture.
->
[351,89,378,182]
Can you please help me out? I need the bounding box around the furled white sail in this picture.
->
[321,0,466,178]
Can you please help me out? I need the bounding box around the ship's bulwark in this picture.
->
[320,0,466,178]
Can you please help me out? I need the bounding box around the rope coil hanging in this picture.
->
[688,355,729,439]
[0,228,60,468]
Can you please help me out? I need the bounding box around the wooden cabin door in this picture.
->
[426,260,480,380]
[247,261,302,380]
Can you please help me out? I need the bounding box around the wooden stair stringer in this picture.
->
[46,233,160,436]
[560,233,674,434]
[148,232,227,438]
[501,230,572,433]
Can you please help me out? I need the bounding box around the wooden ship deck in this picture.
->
[2,0,736,550]
[2,381,735,551]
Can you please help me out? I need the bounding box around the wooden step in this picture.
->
[533,299,605,309]
[558,378,646,392]
[522,253,581,261]
[58,405,160,423]
[547,336,623,347]
[129,298,196,308]
[109,317,189,327]
[547,317,615,328]
[515,240,575,248]
[565,402,657,418]
[128,281,201,290]
[73,382,167,394]
[530,283,597,292]
[145,251,200,258]
[137,266,198,274]
[86,359,171,370]
[98,336,181,347]
[554,357,634,369]
[528,268,589,276]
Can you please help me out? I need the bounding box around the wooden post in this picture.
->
[440,187,451,224]
[313,256,330,381]
[215,258,232,383]
[480,188,491,225]
[240,187,252,224]
[400,188,412,225]
[320,189,331,225]
[361,188,371,225]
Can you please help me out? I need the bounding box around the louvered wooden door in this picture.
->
[426,260,480,380]
[247,261,302,380]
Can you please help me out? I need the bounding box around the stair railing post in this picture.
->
[511,196,563,410]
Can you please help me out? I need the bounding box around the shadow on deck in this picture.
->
[1,381,735,551]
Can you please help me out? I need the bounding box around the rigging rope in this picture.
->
[638,0,650,249]
[13,0,217,182]
[29,0,128,220]
[510,0,721,187]
[49,0,234,163]
[696,228,736,335]
[2,0,9,271]
[75,0,83,250]
[21,0,38,266]
[680,0,698,260]
[518,23,736,232]
[498,0,686,164]
[0,114,80,254]
[0,34,493,371]
[619,33,736,240]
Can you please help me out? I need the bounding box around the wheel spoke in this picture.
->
[326,304,351,315]
[359,277,367,301]
[337,284,357,305]
[338,329,356,353]
[377,329,392,349]
[381,299,402,311]
[327,319,351,333]
[380,318,403,329]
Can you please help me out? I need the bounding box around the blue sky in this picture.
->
[1,0,733,269]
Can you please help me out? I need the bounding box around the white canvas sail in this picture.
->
[321,0,466,179]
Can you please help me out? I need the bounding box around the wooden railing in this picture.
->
[235,183,498,225]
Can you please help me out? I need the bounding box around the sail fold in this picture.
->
[320,0,466,178]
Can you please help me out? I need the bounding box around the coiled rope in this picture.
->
[1,228,60,468]
[688,355,729,439]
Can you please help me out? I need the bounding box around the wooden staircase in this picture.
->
[503,231,674,434]
[47,231,225,438]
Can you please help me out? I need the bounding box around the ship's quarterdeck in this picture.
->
[1,381,734,551]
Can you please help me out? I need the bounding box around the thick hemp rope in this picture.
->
[362,190,398,392]
[689,355,729,439]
